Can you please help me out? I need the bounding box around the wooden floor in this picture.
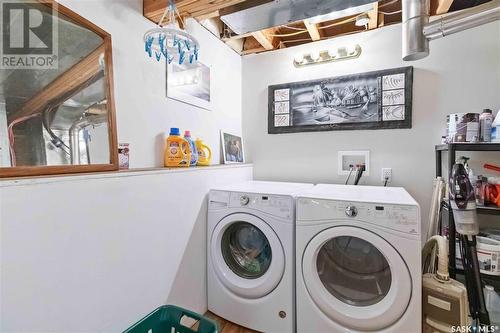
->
[193,311,261,333]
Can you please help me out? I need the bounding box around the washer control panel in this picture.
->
[297,198,420,236]
[345,205,358,218]
[230,192,293,219]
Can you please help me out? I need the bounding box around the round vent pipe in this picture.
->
[402,0,430,61]
[424,0,500,40]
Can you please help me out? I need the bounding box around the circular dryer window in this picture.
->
[317,236,392,307]
[302,226,411,331]
[221,222,272,279]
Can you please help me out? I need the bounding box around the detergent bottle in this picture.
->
[195,138,212,166]
[183,130,198,167]
[164,128,190,167]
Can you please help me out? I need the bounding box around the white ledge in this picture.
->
[0,163,253,188]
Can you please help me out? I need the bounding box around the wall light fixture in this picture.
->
[293,45,362,68]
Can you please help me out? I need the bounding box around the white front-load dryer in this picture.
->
[296,184,421,333]
[208,181,313,333]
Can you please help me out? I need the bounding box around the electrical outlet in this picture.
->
[381,168,392,183]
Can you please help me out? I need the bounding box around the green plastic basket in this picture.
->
[123,305,219,333]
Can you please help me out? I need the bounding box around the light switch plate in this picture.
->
[338,151,370,176]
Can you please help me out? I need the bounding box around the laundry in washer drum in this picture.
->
[223,222,272,276]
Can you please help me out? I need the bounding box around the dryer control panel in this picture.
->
[297,198,420,236]
[209,190,293,220]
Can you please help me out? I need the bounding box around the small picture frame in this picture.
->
[220,131,245,164]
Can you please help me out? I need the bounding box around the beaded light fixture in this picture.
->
[143,0,200,65]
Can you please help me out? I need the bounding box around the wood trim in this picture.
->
[37,0,110,38]
[103,37,119,173]
[1,1,119,178]
[0,164,117,178]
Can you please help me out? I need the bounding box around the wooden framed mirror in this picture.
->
[0,0,118,177]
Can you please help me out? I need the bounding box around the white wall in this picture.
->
[242,22,500,232]
[0,2,247,332]
[0,165,252,332]
[57,0,242,168]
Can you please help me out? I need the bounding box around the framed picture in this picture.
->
[167,61,211,110]
[268,66,413,134]
[220,131,245,164]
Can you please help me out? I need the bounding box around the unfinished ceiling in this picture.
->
[143,0,488,55]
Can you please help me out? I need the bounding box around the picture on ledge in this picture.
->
[268,66,413,134]
[221,131,245,164]
[167,61,211,110]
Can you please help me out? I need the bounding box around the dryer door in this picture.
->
[302,225,412,331]
[211,213,285,299]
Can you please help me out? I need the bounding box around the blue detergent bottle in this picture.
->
[184,130,198,166]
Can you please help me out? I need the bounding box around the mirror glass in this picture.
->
[0,2,112,168]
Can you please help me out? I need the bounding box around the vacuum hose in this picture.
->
[422,235,449,282]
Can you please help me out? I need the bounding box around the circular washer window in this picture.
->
[221,222,272,279]
[316,236,392,306]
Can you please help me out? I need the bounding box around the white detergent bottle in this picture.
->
[492,110,500,142]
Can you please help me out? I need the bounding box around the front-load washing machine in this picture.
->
[296,184,421,333]
[208,181,313,333]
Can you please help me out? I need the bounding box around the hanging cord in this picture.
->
[42,106,70,155]
[345,166,354,185]
[158,0,185,28]
[7,113,42,166]
[269,30,309,37]
[383,177,389,187]
[353,164,366,185]
[319,16,357,30]
[379,9,402,15]
[379,0,400,9]
[280,25,307,31]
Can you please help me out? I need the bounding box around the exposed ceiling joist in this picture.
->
[304,20,321,41]
[368,2,379,29]
[218,0,274,16]
[431,0,455,14]
[144,0,252,24]
[143,0,465,56]
[251,28,279,50]
[196,10,220,20]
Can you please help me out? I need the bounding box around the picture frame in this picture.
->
[220,131,245,164]
[268,66,413,134]
[167,61,212,110]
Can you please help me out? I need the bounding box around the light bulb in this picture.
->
[310,50,320,61]
[294,54,304,63]
[347,45,355,55]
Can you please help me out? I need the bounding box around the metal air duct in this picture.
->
[423,0,500,40]
[221,0,377,35]
[402,0,430,61]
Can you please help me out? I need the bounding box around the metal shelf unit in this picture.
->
[435,143,500,279]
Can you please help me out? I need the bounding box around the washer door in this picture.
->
[211,213,285,299]
[302,226,412,331]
